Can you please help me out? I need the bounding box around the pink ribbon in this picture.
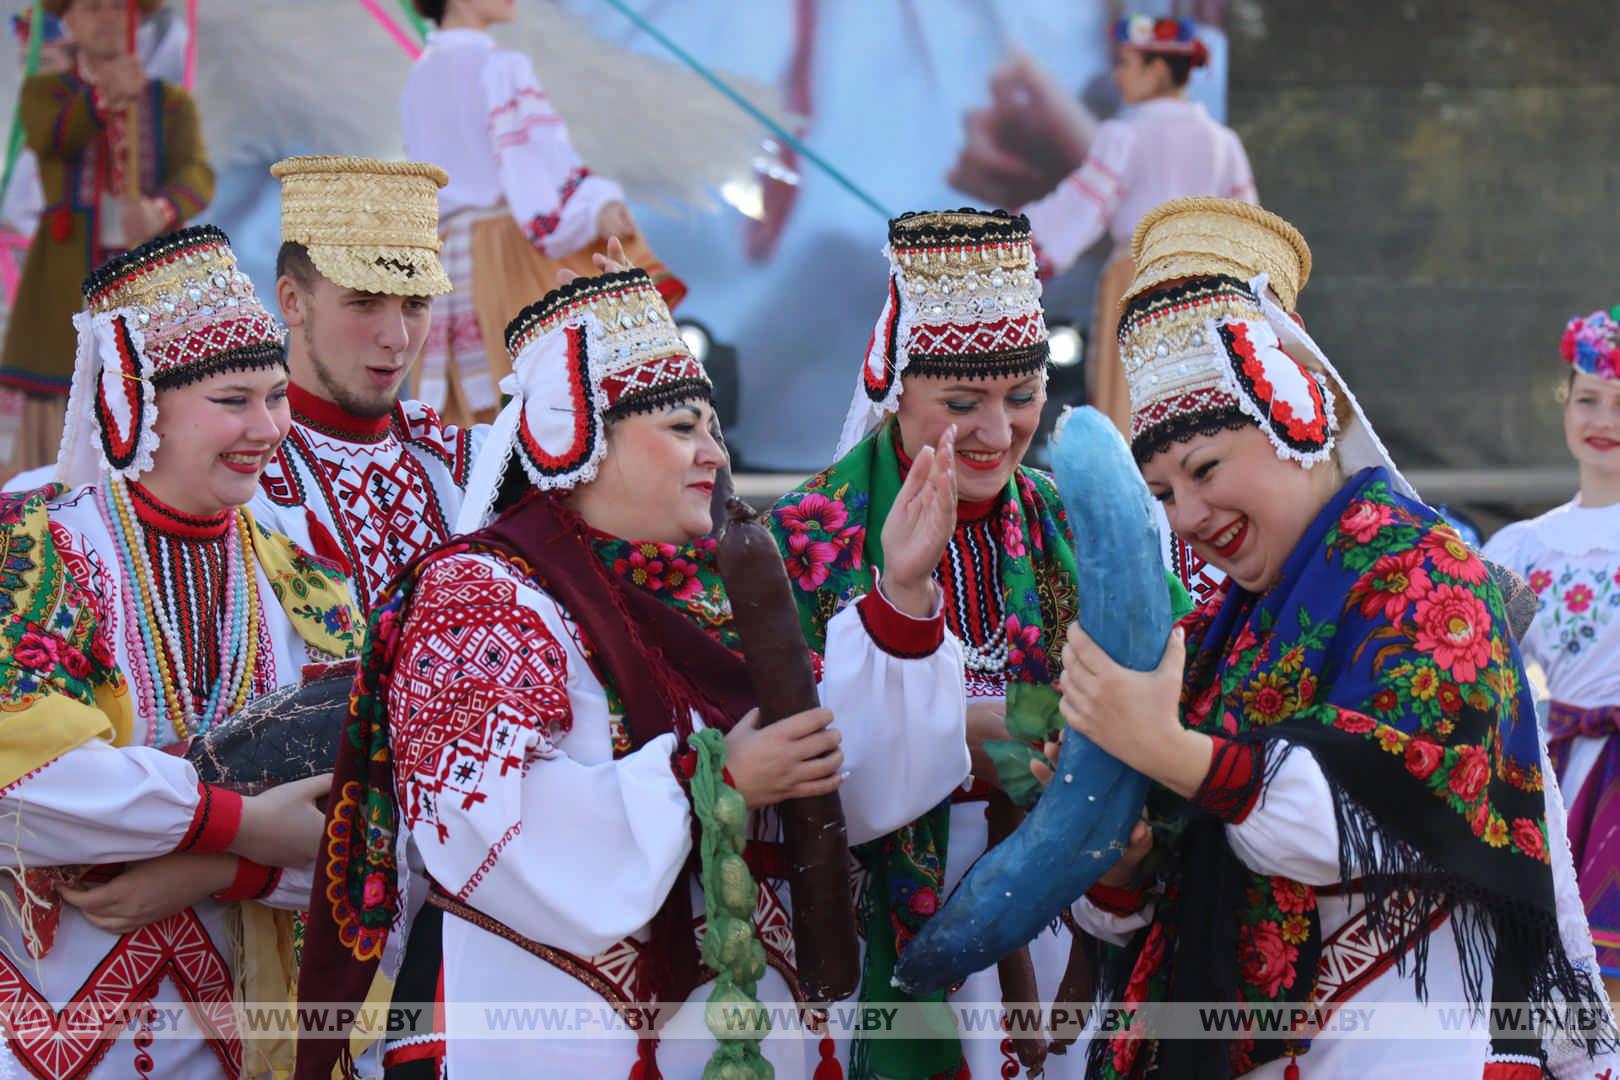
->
[183,0,198,91]
[356,0,423,60]
[0,231,30,306]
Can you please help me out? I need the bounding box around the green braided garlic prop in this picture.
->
[690,726,773,1080]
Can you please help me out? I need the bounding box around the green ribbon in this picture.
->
[0,0,46,210]
[595,0,892,219]
[395,0,430,43]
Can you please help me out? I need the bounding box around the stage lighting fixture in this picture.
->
[1048,322,1084,369]
[677,319,738,432]
[1029,319,1088,467]
[678,321,712,364]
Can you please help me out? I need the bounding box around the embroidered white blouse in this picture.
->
[400,28,624,257]
[1021,99,1257,276]
[250,386,485,612]
[0,485,328,1080]
[384,549,970,1077]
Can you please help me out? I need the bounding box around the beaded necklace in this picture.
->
[97,478,261,744]
[937,511,1009,673]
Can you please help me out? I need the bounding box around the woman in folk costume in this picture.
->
[1057,197,1617,1078]
[1484,307,1620,1005]
[771,209,1190,1079]
[1019,15,1255,438]
[399,0,683,428]
[292,264,970,1080]
[0,225,359,1079]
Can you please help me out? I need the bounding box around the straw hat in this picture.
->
[271,155,452,297]
[1123,197,1312,311]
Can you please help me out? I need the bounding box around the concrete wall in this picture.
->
[1227,0,1620,529]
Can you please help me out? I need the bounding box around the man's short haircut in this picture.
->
[276,241,319,290]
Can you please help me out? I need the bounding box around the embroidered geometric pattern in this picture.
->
[82,227,282,384]
[1168,533,1226,609]
[271,421,459,611]
[1310,892,1448,1010]
[527,880,801,1007]
[0,910,239,1080]
[140,310,284,378]
[390,557,572,851]
[489,85,562,152]
[908,313,1045,359]
[599,354,706,410]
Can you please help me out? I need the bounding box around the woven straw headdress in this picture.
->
[837,208,1049,456]
[57,225,286,486]
[271,155,452,297]
[457,268,710,531]
[1123,197,1311,311]
[1119,197,1415,498]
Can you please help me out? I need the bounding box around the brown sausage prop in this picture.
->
[714,495,860,1002]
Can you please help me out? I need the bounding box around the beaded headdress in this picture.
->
[57,225,286,486]
[457,268,710,529]
[271,155,452,297]
[1120,197,1416,498]
[1113,15,1209,66]
[1560,307,1620,382]
[837,208,1049,456]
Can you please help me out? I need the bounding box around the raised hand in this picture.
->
[555,236,637,288]
[1058,624,1211,797]
[98,55,146,110]
[596,202,637,243]
[947,51,1095,207]
[879,424,958,618]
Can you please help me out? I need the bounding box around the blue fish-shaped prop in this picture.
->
[893,406,1173,994]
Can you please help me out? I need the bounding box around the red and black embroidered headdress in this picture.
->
[457,267,710,529]
[837,208,1049,455]
[57,225,286,486]
[1119,197,1419,500]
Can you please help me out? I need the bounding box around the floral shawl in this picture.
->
[769,423,1082,1078]
[0,486,130,790]
[1092,468,1608,1078]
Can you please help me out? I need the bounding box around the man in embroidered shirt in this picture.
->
[0,0,213,485]
[250,156,485,611]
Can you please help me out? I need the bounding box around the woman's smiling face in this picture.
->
[896,370,1046,501]
[1142,423,1340,593]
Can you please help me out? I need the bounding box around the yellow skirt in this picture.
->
[1088,252,1136,440]
[419,210,686,428]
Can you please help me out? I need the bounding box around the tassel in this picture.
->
[335,1042,360,1080]
[629,1035,662,1080]
[50,206,71,243]
[305,511,354,578]
[813,1032,843,1080]
[1284,1059,1300,1080]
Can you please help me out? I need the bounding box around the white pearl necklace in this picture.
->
[960,635,1009,674]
